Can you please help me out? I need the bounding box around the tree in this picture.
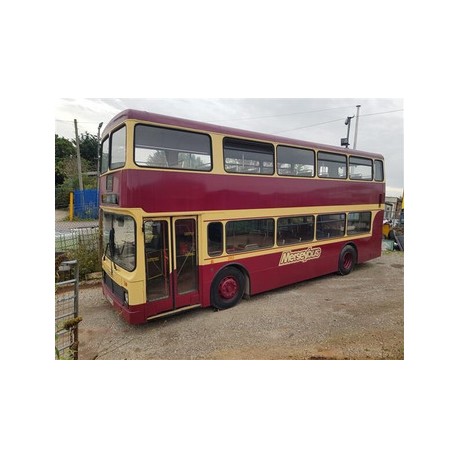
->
[55,132,98,185]
[78,132,98,170]
[55,134,75,160]
[55,132,99,208]
[55,135,75,186]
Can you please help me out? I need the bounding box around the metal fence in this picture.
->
[55,227,99,253]
[55,188,99,220]
[55,260,81,360]
[73,189,99,219]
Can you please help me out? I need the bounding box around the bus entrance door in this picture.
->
[144,217,199,317]
[172,217,199,308]
[144,219,172,315]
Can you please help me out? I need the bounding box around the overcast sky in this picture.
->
[55,98,403,197]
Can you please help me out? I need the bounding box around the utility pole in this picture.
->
[341,115,355,148]
[96,122,103,191]
[74,119,84,191]
[353,104,361,149]
[96,122,103,260]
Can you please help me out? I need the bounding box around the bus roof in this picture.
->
[103,109,384,160]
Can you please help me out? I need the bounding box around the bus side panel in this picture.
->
[200,242,345,307]
[200,264,220,308]
[201,228,384,308]
[121,169,385,213]
[246,244,343,296]
[356,210,384,263]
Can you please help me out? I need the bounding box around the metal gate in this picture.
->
[55,260,81,360]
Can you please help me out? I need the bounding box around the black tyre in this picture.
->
[338,245,357,276]
[211,266,246,310]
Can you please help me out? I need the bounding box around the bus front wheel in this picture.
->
[211,266,246,310]
[338,245,357,275]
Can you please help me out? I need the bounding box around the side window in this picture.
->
[317,152,347,179]
[226,219,274,253]
[316,214,346,239]
[277,146,315,177]
[277,216,314,245]
[347,212,372,234]
[110,126,126,169]
[223,138,274,175]
[134,124,212,171]
[374,160,384,181]
[207,222,223,257]
[101,136,109,173]
[349,156,373,180]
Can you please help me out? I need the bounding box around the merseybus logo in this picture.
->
[278,247,322,266]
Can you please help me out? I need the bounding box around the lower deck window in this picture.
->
[277,216,314,245]
[347,212,371,234]
[316,213,346,239]
[207,222,223,257]
[226,219,274,253]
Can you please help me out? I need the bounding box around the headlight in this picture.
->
[123,291,129,306]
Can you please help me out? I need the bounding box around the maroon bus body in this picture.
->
[100,110,385,324]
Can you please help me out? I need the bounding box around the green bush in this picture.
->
[67,245,100,280]
[55,187,70,209]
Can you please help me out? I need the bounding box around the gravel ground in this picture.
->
[77,251,404,360]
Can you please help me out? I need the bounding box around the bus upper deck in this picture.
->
[100,109,385,214]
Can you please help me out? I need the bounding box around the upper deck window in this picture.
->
[277,146,315,177]
[110,126,126,169]
[349,156,373,180]
[223,138,274,175]
[134,125,212,171]
[374,160,384,181]
[101,137,109,173]
[317,152,347,179]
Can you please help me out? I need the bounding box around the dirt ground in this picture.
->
[77,251,404,360]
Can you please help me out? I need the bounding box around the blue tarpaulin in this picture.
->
[73,189,99,219]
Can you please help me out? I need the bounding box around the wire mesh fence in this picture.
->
[73,189,99,219]
[55,227,99,253]
[55,226,101,281]
[55,188,99,219]
[55,260,81,360]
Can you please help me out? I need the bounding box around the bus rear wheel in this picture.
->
[338,245,357,275]
[211,266,246,310]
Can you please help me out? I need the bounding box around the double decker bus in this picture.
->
[99,109,385,324]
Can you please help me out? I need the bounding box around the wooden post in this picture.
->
[74,119,84,191]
